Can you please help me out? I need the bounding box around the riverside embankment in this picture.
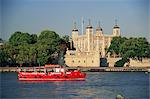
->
[0,67,149,72]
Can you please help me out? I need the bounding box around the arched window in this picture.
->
[116,30,119,35]
[92,60,94,63]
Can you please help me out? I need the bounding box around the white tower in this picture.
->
[72,22,78,38]
[72,21,79,48]
[113,19,121,36]
[96,21,103,36]
[86,19,93,52]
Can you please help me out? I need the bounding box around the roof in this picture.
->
[72,29,78,31]
[113,25,120,29]
[86,25,93,29]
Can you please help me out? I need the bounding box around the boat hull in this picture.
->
[18,71,86,81]
[18,78,85,81]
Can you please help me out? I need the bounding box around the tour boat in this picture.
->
[18,67,86,81]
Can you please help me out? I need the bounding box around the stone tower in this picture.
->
[96,21,103,36]
[113,20,121,36]
[86,19,93,52]
[72,22,79,48]
[65,19,123,67]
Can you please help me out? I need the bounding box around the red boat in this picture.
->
[18,67,86,81]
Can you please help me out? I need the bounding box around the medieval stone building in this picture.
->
[65,20,121,67]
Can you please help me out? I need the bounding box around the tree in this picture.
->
[0,38,3,43]
[107,36,127,55]
[108,37,150,67]
[1,30,68,66]
[114,58,129,67]
[16,44,30,65]
[9,31,32,46]
[62,35,69,42]
[38,30,60,41]
[36,44,50,66]
[36,30,62,65]
[120,37,150,61]
[38,30,61,52]
[62,35,71,49]
[0,45,9,66]
[1,43,19,66]
[58,50,65,66]
[31,34,37,44]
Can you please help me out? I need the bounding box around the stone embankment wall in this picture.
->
[107,58,121,67]
[130,59,150,67]
[107,58,150,67]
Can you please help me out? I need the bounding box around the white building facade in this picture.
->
[65,20,121,67]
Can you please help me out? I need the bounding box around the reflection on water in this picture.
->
[1,72,149,99]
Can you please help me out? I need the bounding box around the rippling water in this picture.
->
[1,72,149,99]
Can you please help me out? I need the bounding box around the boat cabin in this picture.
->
[54,68,65,73]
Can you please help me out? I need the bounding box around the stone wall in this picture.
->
[107,58,150,67]
[107,58,121,67]
[130,59,150,67]
[65,49,101,67]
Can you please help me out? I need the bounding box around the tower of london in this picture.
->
[65,20,121,67]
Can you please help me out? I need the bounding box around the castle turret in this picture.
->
[96,21,103,36]
[112,20,121,36]
[72,22,79,48]
[86,19,93,34]
[72,22,79,39]
[86,19,93,52]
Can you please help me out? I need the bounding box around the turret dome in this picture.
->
[113,24,120,29]
[86,19,93,29]
[96,21,103,31]
[72,21,78,31]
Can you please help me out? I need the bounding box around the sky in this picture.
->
[0,0,149,41]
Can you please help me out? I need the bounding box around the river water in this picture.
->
[1,72,149,99]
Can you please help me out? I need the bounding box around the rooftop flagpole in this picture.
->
[81,17,84,35]
[115,19,117,25]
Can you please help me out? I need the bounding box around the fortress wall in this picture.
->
[65,53,100,67]
[130,59,150,67]
[107,58,150,67]
[107,58,121,67]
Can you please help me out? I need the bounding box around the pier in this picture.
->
[0,67,149,72]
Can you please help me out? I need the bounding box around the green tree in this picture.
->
[114,58,129,67]
[108,37,150,67]
[62,35,70,44]
[9,31,32,46]
[2,43,18,65]
[58,50,65,66]
[1,30,68,66]
[0,38,3,43]
[0,45,9,66]
[36,44,50,66]
[38,30,60,41]
[16,44,30,65]
[36,30,62,65]
[120,37,150,61]
[107,37,127,55]
[31,34,37,44]
[28,44,38,63]
[38,30,61,52]
[61,35,71,49]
